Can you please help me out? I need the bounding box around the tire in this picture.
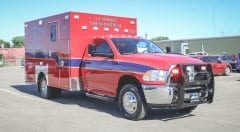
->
[224,66,231,76]
[119,84,148,120]
[38,75,61,99]
[177,106,197,114]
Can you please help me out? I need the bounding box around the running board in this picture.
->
[86,93,115,102]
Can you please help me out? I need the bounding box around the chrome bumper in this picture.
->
[142,84,174,105]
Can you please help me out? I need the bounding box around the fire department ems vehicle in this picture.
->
[25,12,214,120]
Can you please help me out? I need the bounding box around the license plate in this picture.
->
[184,93,200,102]
[190,93,200,102]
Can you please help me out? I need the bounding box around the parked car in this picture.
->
[237,53,240,72]
[191,56,232,76]
[214,54,237,70]
[167,52,184,55]
[189,52,208,56]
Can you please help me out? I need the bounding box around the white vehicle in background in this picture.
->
[189,52,209,56]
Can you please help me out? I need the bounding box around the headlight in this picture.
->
[143,70,168,82]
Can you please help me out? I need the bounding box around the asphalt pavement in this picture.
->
[0,66,240,132]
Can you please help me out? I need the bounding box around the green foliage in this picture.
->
[12,36,24,48]
[151,36,169,41]
[0,39,11,48]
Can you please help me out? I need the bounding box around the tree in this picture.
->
[151,36,169,41]
[12,36,24,48]
[0,39,11,48]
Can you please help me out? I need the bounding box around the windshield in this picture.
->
[220,55,234,61]
[111,38,164,55]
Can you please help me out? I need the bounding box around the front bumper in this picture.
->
[142,85,173,105]
[142,84,214,109]
[142,64,214,109]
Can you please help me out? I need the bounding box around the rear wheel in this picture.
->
[119,84,148,120]
[224,66,231,76]
[38,75,61,99]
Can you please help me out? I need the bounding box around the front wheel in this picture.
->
[224,66,231,76]
[119,84,148,120]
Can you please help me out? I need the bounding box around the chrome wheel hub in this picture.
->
[123,92,137,114]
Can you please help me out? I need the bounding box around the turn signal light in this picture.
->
[170,66,182,83]
[201,66,207,71]
[171,68,180,75]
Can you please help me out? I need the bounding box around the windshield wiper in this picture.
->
[122,52,137,55]
[149,51,163,53]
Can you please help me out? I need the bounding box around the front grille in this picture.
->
[194,73,208,81]
[170,64,214,108]
[181,64,211,86]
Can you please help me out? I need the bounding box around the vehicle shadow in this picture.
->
[11,84,194,121]
[146,109,194,121]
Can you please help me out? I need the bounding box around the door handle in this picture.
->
[59,60,65,68]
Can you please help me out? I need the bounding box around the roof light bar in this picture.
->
[104,27,109,31]
[93,27,99,31]
[114,28,119,32]
[130,20,135,24]
[38,20,43,25]
[81,26,87,30]
[65,15,69,20]
[74,15,79,19]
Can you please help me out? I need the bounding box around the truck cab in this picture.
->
[84,36,214,120]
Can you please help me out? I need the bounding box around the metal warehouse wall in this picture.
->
[155,41,183,53]
[155,35,240,55]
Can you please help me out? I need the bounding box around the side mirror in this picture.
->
[88,44,96,56]
[216,58,222,63]
[217,60,222,63]
[166,46,171,53]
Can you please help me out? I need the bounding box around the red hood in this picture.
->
[120,54,205,70]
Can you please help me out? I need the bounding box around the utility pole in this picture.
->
[212,7,216,36]
[201,40,205,53]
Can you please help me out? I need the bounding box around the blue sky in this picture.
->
[0,0,240,43]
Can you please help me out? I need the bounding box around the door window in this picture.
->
[94,40,113,54]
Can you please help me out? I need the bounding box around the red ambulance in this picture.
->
[25,12,214,120]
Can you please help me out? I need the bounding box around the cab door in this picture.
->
[82,39,116,96]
